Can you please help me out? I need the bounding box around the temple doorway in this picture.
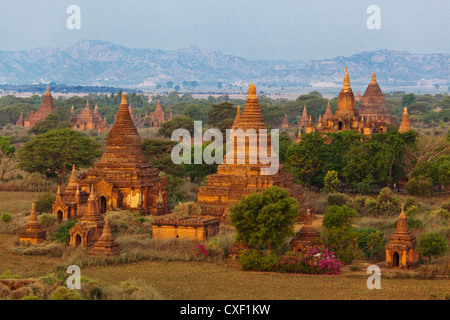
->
[100,196,107,214]
[338,121,343,131]
[57,210,63,221]
[393,252,400,267]
[75,235,81,246]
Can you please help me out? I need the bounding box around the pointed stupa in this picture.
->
[324,101,333,119]
[96,93,149,167]
[282,113,291,128]
[19,203,46,244]
[296,128,302,143]
[398,107,412,133]
[232,105,241,129]
[335,66,357,118]
[236,83,266,131]
[289,209,319,251]
[360,72,393,123]
[355,89,362,101]
[70,105,75,114]
[93,104,99,116]
[66,164,78,192]
[298,105,309,127]
[385,203,419,268]
[88,219,122,256]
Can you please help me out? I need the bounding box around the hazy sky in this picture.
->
[0,0,448,61]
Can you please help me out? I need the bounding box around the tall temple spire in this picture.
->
[335,66,356,118]
[398,107,412,133]
[324,101,333,119]
[343,66,351,88]
[236,83,265,130]
[232,105,241,129]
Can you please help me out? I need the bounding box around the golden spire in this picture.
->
[343,66,351,88]
[232,105,241,129]
[371,72,377,82]
[248,83,257,98]
[398,107,412,133]
[296,128,302,143]
[29,203,37,223]
[46,85,50,94]
[121,92,127,106]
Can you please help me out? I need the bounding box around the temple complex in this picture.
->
[308,67,388,136]
[144,100,172,127]
[290,209,320,252]
[69,186,105,247]
[385,204,419,269]
[18,204,46,244]
[196,83,310,221]
[52,93,169,218]
[297,105,309,128]
[71,101,110,132]
[16,86,57,127]
[398,107,412,133]
[355,89,362,102]
[88,219,122,256]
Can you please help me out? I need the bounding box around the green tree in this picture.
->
[230,186,299,252]
[417,232,448,263]
[18,128,102,183]
[157,116,195,138]
[141,139,183,177]
[322,205,357,229]
[323,170,341,193]
[0,135,16,180]
[402,93,416,107]
[206,102,236,127]
[284,132,327,188]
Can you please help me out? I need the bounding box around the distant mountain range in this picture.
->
[0,40,448,88]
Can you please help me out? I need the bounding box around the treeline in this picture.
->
[2,89,449,132]
[282,130,450,195]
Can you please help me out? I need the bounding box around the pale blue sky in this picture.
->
[0,0,448,60]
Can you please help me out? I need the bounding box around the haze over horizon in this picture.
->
[0,0,448,61]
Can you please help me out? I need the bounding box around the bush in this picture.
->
[38,213,58,226]
[51,286,81,300]
[238,249,279,272]
[405,176,432,197]
[418,232,448,262]
[326,193,348,206]
[1,212,12,223]
[54,220,78,244]
[321,226,361,264]
[278,247,344,275]
[357,227,386,260]
[24,173,49,192]
[35,193,56,214]
[322,205,357,229]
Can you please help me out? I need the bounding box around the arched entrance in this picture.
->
[75,235,82,246]
[57,210,63,221]
[393,252,400,267]
[338,121,343,131]
[100,196,107,214]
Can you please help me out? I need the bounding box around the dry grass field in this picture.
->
[0,191,449,300]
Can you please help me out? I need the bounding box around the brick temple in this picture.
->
[16,86,57,128]
[71,101,109,132]
[18,204,46,244]
[52,93,169,219]
[196,83,309,221]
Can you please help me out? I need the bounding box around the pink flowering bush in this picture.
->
[278,247,344,275]
[193,244,208,260]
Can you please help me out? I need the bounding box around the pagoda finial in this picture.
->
[371,72,377,81]
[29,203,37,223]
[343,66,351,88]
[57,185,61,196]
[248,83,257,98]
[121,93,127,106]
[46,85,50,94]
